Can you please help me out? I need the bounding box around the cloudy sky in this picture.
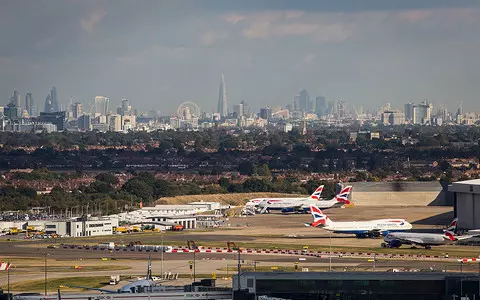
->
[1,0,479,114]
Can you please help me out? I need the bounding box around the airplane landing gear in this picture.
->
[424,245,432,250]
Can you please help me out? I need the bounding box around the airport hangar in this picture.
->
[449,179,480,230]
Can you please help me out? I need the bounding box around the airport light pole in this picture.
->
[460,261,463,297]
[329,231,332,272]
[193,249,196,283]
[161,230,164,278]
[7,260,10,296]
[44,253,48,296]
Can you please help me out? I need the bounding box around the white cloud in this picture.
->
[313,24,353,43]
[223,13,245,25]
[284,11,304,19]
[117,45,186,66]
[242,21,272,39]
[397,10,432,23]
[274,23,319,37]
[304,53,315,63]
[200,31,228,46]
[81,10,107,33]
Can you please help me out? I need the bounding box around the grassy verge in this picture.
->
[7,276,110,293]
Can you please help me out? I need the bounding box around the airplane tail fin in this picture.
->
[334,186,352,204]
[309,205,332,227]
[309,185,324,200]
[445,230,457,241]
[444,218,458,233]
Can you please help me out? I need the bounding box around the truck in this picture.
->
[109,275,120,285]
[99,242,115,250]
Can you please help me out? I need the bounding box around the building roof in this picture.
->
[146,215,197,220]
[451,179,480,185]
[236,272,467,281]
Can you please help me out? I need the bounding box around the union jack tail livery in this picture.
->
[309,185,324,200]
[335,186,352,204]
[444,231,457,241]
[444,218,458,233]
[309,205,332,227]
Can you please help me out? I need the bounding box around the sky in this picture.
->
[1,0,480,114]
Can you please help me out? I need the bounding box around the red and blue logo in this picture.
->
[310,206,327,227]
[335,186,352,204]
[310,186,324,200]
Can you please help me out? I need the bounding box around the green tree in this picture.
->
[95,173,119,185]
[238,161,255,176]
[256,164,271,177]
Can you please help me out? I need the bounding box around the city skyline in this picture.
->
[1,1,480,113]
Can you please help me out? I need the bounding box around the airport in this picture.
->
[1,179,480,300]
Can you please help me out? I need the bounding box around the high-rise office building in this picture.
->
[78,114,91,131]
[94,96,110,115]
[259,107,271,120]
[413,99,433,125]
[299,89,309,112]
[10,90,21,107]
[233,103,244,118]
[315,96,326,116]
[72,102,82,119]
[293,95,300,111]
[121,98,131,115]
[50,87,59,112]
[217,74,228,118]
[404,102,414,122]
[25,93,34,116]
[44,94,54,113]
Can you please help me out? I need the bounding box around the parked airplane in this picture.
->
[383,230,474,250]
[306,205,412,238]
[245,185,325,209]
[279,186,353,214]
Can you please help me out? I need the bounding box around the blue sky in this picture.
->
[1,1,479,114]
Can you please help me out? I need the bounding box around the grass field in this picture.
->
[8,276,110,292]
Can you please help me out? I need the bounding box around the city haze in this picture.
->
[1,0,480,113]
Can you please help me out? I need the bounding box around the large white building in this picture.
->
[413,100,433,124]
[449,179,480,230]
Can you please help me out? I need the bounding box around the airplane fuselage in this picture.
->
[384,232,447,247]
[322,219,412,237]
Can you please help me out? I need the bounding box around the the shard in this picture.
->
[217,74,228,118]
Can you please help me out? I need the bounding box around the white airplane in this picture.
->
[306,204,412,238]
[245,185,325,209]
[382,219,476,249]
[263,186,354,214]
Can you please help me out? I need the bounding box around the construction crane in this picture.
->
[187,240,198,250]
[227,241,239,251]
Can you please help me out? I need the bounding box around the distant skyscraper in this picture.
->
[121,99,130,115]
[10,90,21,107]
[404,102,414,122]
[233,103,244,118]
[260,107,271,120]
[44,94,54,113]
[72,102,82,119]
[315,96,326,116]
[50,87,59,112]
[217,74,228,118]
[94,96,110,115]
[413,99,433,124]
[25,93,34,116]
[293,95,300,111]
[299,89,309,112]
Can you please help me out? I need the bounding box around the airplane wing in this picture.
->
[404,238,425,245]
[64,285,117,293]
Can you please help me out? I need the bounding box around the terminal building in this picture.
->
[449,179,480,230]
[27,217,118,237]
[233,272,480,300]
